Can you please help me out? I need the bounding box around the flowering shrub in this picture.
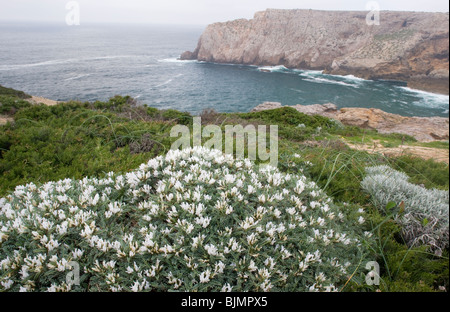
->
[1,147,370,292]
[361,165,449,254]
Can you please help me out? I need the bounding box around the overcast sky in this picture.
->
[0,0,448,25]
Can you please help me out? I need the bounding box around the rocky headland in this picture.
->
[181,9,449,94]
[251,102,449,142]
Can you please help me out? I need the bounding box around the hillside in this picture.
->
[0,85,448,292]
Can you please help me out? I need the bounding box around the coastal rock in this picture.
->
[181,9,449,94]
[251,103,449,142]
[180,50,197,60]
[251,102,282,112]
[291,103,338,118]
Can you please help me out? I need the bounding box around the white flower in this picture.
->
[192,234,205,248]
[240,217,256,230]
[215,261,225,274]
[221,283,232,292]
[248,260,258,272]
[316,272,326,283]
[286,207,296,215]
[195,216,211,228]
[1,279,13,290]
[260,280,273,292]
[204,244,219,256]
[199,269,212,284]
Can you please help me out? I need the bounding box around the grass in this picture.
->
[0,86,448,292]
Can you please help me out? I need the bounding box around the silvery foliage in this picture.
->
[361,165,449,254]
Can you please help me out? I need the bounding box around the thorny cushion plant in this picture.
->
[0,147,373,292]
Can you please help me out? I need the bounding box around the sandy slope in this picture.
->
[345,140,449,164]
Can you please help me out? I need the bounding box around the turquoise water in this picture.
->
[0,22,448,117]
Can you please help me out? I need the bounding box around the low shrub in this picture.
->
[389,156,449,190]
[361,165,449,254]
[0,85,31,99]
[0,147,372,292]
[238,107,338,130]
[0,96,32,115]
[0,100,176,197]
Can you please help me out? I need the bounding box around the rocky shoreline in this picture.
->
[181,9,449,95]
[251,102,449,142]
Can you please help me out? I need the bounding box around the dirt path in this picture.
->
[345,140,449,164]
[0,115,12,125]
[26,96,59,106]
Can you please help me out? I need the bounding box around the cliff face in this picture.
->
[181,9,449,94]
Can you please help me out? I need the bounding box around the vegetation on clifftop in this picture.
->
[0,85,448,292]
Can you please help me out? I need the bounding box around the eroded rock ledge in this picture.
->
[251,102,449,142]
[182,9,449,94]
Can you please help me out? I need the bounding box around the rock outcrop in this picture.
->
[182,9,449,94]
[251,102,449,142]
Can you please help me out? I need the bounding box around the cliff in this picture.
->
[181,9,449,94]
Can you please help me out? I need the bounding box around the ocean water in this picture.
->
[0,22,448,117]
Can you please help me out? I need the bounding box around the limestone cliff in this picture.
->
[181,9,449,94]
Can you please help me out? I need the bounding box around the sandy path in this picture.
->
[345,140,449,164]
[0,115,12,125]
[0,96,60,125]
[26,96,59,106]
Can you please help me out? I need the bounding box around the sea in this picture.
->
[0,22,449,117]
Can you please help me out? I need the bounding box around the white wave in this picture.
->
[158,58,197,63]
[396,86,449,108]
[88,55,135,61]
[397,86,449,101]
[154,74,183,88]
[65,74,91,81]
[298,71,368,85]
[303,77,358,88]
[340,75,367,82]
[0,55,136,71]
[0,59,76,71]
[297,70,324,77]
[258,65,289,72]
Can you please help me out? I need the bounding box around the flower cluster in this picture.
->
[1,147,370,292]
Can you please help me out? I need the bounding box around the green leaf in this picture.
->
[385,201,397,211]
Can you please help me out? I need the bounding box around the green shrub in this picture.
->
[160,109,192,125]
[0,100,176,196]
[146,107,159,117]
[389,156,449,190]
[0,85,31,99]
[239,107,337,130]
[0,96,32,115]
[92,95,136,112]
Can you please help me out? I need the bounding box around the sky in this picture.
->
[0,0,448,25]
